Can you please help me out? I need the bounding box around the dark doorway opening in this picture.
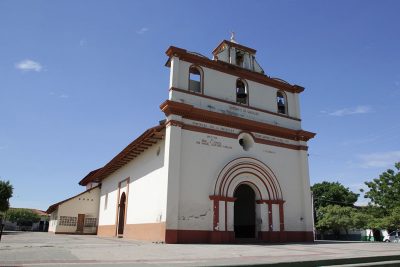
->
[373,229,382,241]
[39,221,44,231]
[234,184,256,238]
[118,192,126,236]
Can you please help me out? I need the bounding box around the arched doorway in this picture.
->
[117,192,126,236]
[234,184,256,238]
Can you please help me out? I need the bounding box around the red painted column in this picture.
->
[279,202,284,231]
[268,202,273,232]
[211,198,219,230]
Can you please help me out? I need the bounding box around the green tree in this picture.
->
[351,210,374,229]
[316,205,355,237]
[0,180,13,212]
[372,206,400,230]
[311,181,359,212]
[6,209,41,227]
[361,162,400,213]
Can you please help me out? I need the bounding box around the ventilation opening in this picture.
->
[238,133,254,151]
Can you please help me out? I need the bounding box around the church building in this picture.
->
[79,37,316,243]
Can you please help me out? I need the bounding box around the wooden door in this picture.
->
[77,214,85,233]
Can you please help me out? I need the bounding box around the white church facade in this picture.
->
[78,38,316,243]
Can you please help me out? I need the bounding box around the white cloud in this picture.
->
[358,151,400,168]
[15,59,42,72]
[328,105,372,116]
[136,27,149,34]
[59,94,69,99]
[395,81,400,87]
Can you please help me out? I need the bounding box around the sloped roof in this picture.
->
[8,208,49,217]
[79,123,165,186]
[46,185,100,214]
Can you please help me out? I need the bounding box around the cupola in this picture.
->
[212,33,265,74]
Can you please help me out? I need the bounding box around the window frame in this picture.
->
[276,90,288,115]
[236,78,249,106]
[188,65,204,94]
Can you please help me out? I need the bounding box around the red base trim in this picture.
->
[165,229,314,244]
[54,232,97,235]
[258,231,314,242]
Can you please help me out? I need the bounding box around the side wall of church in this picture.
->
[97,139,168,241]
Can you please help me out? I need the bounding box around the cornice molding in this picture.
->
[160,100,316,142]
[168,119,309,151]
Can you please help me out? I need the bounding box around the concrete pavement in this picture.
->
[1,231,400,266]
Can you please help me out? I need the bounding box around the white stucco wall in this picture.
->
[169,58,301,121]
[165,121,313,233]
[98,139,167,227]
[48,210,58,232]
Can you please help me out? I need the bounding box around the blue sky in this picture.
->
[1,0,399,210]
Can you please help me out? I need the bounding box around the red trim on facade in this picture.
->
[160,100,315,142]
[279,202,285,232]
[256,199,285,204]
[217,160,283,200]
[224,200,228,232]
[115,178,130,237]
[209,195,237,202]
[268,203,273,231]
[258,231,314,243]
[165,229,313,243]
[165,46,305,94]
[212,198,218,230]
[179,121,308,151]
[79,124,165,186]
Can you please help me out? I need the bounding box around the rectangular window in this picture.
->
[84,217,97,227]
[59,216,77,226]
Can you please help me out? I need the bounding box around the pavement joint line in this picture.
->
[2,254,400,266]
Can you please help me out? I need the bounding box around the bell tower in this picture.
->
[161,38,315,243]
[212,34,265,74]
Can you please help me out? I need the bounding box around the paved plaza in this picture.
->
[1,232,400,266]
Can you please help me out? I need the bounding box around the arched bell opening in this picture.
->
[234,184,256,238]
[117,192,126,236]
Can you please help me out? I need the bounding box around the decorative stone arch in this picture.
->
[209,157,285,242]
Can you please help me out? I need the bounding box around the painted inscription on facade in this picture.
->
[196,135,232,150]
